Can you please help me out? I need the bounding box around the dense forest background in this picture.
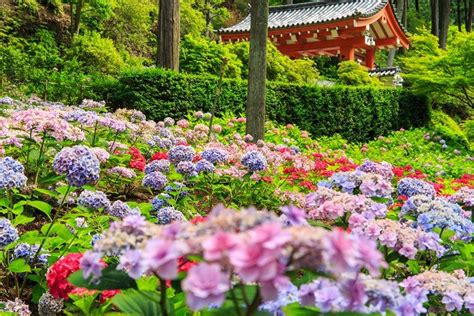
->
[0,0,473,114]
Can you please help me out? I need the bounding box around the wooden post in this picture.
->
[340,46,355,61]
[365,48,375,68]
[246,0,269,142]
[158,0,180,70]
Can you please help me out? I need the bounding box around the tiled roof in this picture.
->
[219,0,388,34]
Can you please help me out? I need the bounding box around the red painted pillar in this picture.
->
[340,46,355,61]
[365,48,376,69]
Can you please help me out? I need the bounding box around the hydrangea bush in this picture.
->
[0,97,472,315]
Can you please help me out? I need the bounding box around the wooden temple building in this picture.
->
[218,0,409,69]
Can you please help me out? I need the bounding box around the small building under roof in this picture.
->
[218,0,409,69]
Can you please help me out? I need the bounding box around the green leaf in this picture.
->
[12,214,35,226]
[34,188,58,198]
[9,258,32,273]
[26,200,52,218]
[111,290,162,316]
[68,265,138,291]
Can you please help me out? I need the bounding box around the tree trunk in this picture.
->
[431,0,439,36]
[387,0,404,67]
[402,0,408,27]
[415,0,420,12]
[468,0,473,31]
[457,0,462,31]
[285,0,294,4]
[71,0,85,35]
[246,0,268,142]
[158,0,180,70]
[204,0,212,38]
[438,0,451,49]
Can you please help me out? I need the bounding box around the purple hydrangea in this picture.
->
[145,160,171,174]
[195,160,215,173]
[142,171,168,191]
[356,160,394,179]
[201,149,229,164]
[241,150,267,172]
[77,190,111,211]
[80,251,105,280]
[151,194,171,211]
[168,146,195,164]
[156,207,186,225]
[397,178,436,198]
[176,161,196,176]
[53,146,100,187]
[164,117,175,126]
[0,157,27,189]
[0,218,18,247]
[108,200,141,218]
[13,243,48,266]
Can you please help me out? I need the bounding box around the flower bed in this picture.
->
[0,96,472,315]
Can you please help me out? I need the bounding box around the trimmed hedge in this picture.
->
[90,68,430,142]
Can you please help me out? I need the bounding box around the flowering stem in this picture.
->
[246,287,261,316]
[108,131,120,154]
[59,231,78,258]
[91,121,99,147]
[25,128,34,170]
[229,287,243,316]
[34,132,47,185]
[159,278,169,316]
[19,185,72,296]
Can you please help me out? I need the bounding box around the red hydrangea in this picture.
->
[46,253,83,299]
[151,152,168,161]
[129,147,146,171]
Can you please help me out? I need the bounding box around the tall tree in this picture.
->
[438,0,451,49]
[246,0,268,141]
[387,0,405,66]
[467,0,473,32]
[431,0,439,36]
[158,0,180,70]
[70,0,85,35]
[457,0,462,31]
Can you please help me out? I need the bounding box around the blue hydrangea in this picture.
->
[397,178,435,198]
[168,145,195,164]
[417,207,474,241]
[330,171,361,193]
[91,234,102,246]
[317,180,334,189]
[13,243,48,266]
[142,171,168,191]
[195,160,215,173]
[201,149,229,164]
[151,193,171,211]
[145,160,170,174]
[53,146,100,187]
[241,150,267,172]
[400,195,434,217]
[0,157,27,189]
[164,182,188,198]
[77,190,111,210]
[176,161,195,176]
[108,200,140,218]
[156,207,186,225]
[259,283,300,315]
[0,218,18,248]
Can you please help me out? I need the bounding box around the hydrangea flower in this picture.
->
[13,243,49,266]
[0,218,18,247]
[151,194,171,211]
[156,207,186,225]
[80,251,105,280]
[77,190,111,211]
[142,171,168,191]
[201,148,229,164]
[145,160,170,174]
[0,157,27,189]
[417,207,473,241]
[38,292,64,315]
[397,178,436,198]
[108,200,140,218]
[106,166,136,179]
[53,146,100,187]
[195,160,215,173]
[182,263,230,311]
[168,145,195,164]
[176,161,196,176]
[241,150,267,172]
[356,160,394,179]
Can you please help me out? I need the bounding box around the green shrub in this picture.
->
[337,61,381,86]
[431,111,469,148]
[464,120,474,144]
[90,68,430,142]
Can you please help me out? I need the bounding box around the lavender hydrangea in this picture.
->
[106,166,136,179]
[156,206,186,225]
[400,195,434,217]
[241,150,267,172]
[176,161,196,176]
[417,206,473,240]
[13,243,48,266]
[195,160,215,173]
[0,218,18,247]
[0,157,27,189]
[168,145,195,164]
[108,200,141,218]
[397,178,436,198]
[330,172,361,193]
[77,190,111,210]
[53,146,100,187]
[145,160,170,174]
[201,149,229,164]
[356,160,394,179]
[142,171,168,191]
